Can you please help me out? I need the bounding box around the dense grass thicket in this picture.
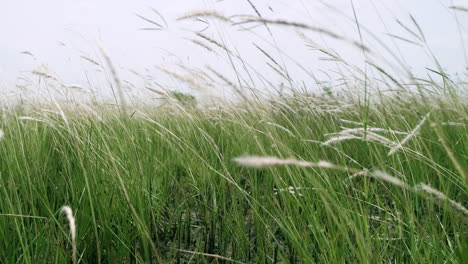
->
[1,2,468,263]
[0,91,466,263]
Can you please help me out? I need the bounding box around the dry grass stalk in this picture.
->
[97,41,128,116]
[135,13,165,30]
[388,112,430,156]
[323,125,413,148]
[371,170,411,190]
[205,66,249,101]
[233,156,354,172]
[416,184,468,217]
[267,62,291,80]
[31,65,59,81]
[449,6,468,13]
[17,116,53,125]
[322,134,361,145]
[20,50,36,59]
[264,121,295,137]
[206,66,236,88]
[190,39,216,53]
[440,122,466,127]
[326,127,408,137]
[159,67,207,91]
[61,206,77,264]
[364,132,396,146]
[234,156,313,168]
[253,43,282,70]
[178,11,232,23]
[80,55,102,67]
[196,33,228,51]
[52,99,69,127]
[234,16,370,52]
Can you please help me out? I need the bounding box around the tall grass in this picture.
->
[1,2,467,263]
[0,89,466,263]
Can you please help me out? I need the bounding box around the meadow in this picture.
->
[1,87,466,263]
[1,4,467,264]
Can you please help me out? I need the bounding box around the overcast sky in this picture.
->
[1,0,467,99]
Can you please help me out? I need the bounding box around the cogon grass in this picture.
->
[61,206,77,264]
[1,93,466,263]
[1,3,467,263]
[388,112,430,156]
[233,156,341,170]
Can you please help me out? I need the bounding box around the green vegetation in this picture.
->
[1,3,467,263]
[0,90,466,263]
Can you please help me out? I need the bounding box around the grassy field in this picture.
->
[1,3,468,263]
[0,89,466,263]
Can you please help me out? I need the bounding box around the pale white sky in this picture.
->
[1,0,467,101]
